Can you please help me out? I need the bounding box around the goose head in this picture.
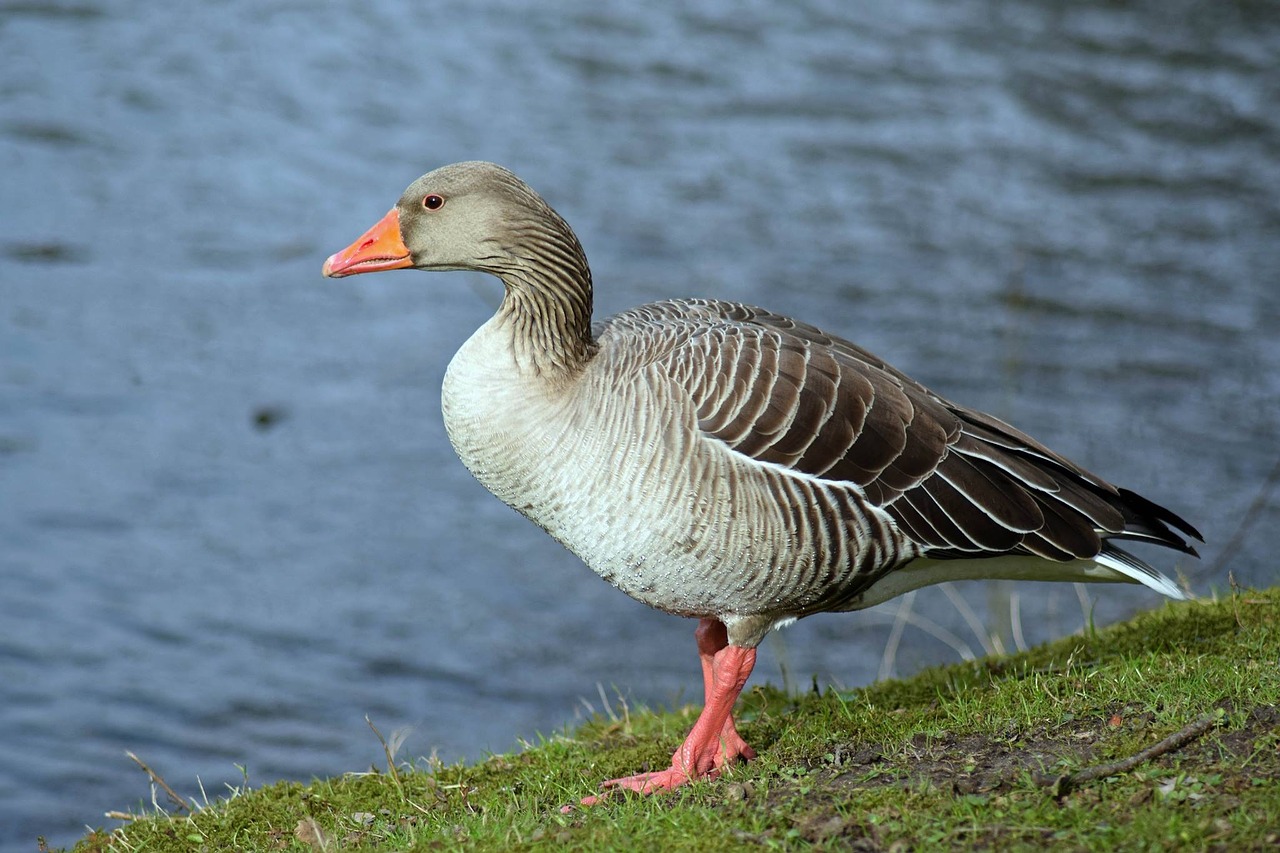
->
[322,161,567,279]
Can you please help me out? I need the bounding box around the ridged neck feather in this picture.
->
[487,207,597,378]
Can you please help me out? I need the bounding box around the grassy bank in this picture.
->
[67,586,1278,852]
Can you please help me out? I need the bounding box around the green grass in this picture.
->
[66,586,1279,852]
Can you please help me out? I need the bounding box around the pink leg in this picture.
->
[575,618,757,808]
[694,618,758,767]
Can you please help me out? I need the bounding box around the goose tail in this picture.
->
[1094,542,1189,600]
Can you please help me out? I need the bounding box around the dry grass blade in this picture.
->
[876,591,981,680]
[125,751,191,813]
[941,583,1003,656]
[1205,455,1280,577]
[365,716,405,798]
[879,590,916,681]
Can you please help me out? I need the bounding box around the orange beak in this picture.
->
[322,208,413,278]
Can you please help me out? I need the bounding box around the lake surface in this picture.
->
[2,0,1277,847]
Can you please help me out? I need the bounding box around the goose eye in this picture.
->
[422,194,445,210]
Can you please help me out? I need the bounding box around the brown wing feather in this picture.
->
[605,298,1201,565]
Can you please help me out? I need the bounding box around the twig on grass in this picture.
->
[125,751,191,813]
[1037,711,1223,797]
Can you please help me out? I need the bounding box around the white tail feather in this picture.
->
[848,547,1186,611]
[1094,544,1188,601]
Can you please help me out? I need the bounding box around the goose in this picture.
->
[322,161,1200,806]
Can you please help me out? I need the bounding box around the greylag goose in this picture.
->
[322,161,1200,805]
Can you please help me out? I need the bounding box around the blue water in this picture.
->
[2,1,1278,848]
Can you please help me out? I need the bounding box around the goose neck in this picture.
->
[494,252,597,378]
